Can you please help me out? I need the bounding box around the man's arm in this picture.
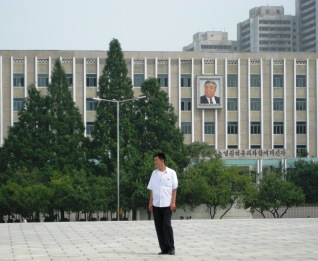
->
[170,188,177,211]
[148,190,153,212]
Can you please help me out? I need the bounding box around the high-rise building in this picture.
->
[296,0,318,52]
[237,6,298,52]
[183,31,238,52]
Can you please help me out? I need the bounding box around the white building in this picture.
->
[296,0,318,52]
[237,6,298,52]
[183,31,237,52]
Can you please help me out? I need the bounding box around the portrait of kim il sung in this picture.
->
[197,75,222,109]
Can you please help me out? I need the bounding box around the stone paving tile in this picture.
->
[0,219,317,261]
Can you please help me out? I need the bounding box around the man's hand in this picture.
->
[148,203,153,212]
[170,202,176,211]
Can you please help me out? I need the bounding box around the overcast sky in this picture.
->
[1,0,295,52]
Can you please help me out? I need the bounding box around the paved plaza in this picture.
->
[0,218,317,261]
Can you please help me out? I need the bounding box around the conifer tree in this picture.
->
[46,59,87,171]
[1,59,87,173]
[91,39,136,176]
[134,78,188,171]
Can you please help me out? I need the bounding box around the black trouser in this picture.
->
[153,206,175,251]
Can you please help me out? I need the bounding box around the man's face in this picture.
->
[154,156,164,169]
[204,82,216,98]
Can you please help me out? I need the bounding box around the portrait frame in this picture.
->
[197,75,223,109]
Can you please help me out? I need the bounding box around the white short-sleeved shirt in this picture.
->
[147,167,178,207]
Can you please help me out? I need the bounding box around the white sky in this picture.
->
[1,0,295,52]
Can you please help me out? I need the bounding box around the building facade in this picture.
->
[183,31,238,52]
[237,6,299,52]
[1,50,318,167]
[296,0,318,52]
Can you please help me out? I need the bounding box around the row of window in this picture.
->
[11,67,309,89]
[259,40,291,45]
[12,73,168,88]
[180,97,307,111]
[13,97,308,113]
[227,74,307,87]
[259,33,292,38]
[259,27,291,32]
[180,121,307,135]
[13,73,72,87]
[259,20,291,25]
[226,145,306,154]
[11,73,307,89]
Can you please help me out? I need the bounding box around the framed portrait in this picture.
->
[197,75,223,109]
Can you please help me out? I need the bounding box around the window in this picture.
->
[227,98,238,111]
[251,122,261,134]
[181,74,191,87]
[296,145,307,156]
[13,73,24,87]
[86,98,97,111]
[86,74,97,87]
[86,122,94,135]
[274,145,284,149]
[181,122,192,134]
[228,145,238,149]
[66,74,73,86]
[273,74,284,87]
[157,74,168,87]
[250,98,261,111]
[181,98,191,111]
[250,74,261,87]
[228,121,238,134]
[13,98,24,111]
[204,122,215,134]
[296,98,306,111]
[251,145,261,149]
[296,121,306,134]
[227,74,238,87]
[134,74,144,87]
[38,74,49,87]
[274,122,284,134]
[273,98,284,111]
[296,75,306,87]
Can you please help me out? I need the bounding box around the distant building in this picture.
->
[237,6,298,52]
[296,0,318,52]
[183,31,238,52]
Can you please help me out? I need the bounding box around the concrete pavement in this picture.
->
[0,218,317,261]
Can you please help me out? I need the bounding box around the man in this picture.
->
[147,153,178,255]
[200,80,220,104]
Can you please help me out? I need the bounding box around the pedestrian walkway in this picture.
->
[0,218,317,260]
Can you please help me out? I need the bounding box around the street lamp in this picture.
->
[93,95,146,221]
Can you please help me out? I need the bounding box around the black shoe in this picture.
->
[168,249,175,255]
[158,250,169,255]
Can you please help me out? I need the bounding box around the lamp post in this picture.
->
[93,96,146,221]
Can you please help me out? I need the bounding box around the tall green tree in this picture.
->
[126,78,188,217]
[91,38,136,177]
[0,86,51,172]
[1,59,87,173]
[243,172,305,218]
[287,160,318,203]
[46,59,87,171]
[179,158,253,219]
[0,59,89,221]
[134,78,188,172]
[185,141,219,166]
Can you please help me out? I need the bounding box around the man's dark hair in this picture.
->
[154,152,165,163]
[204,80,217,88]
